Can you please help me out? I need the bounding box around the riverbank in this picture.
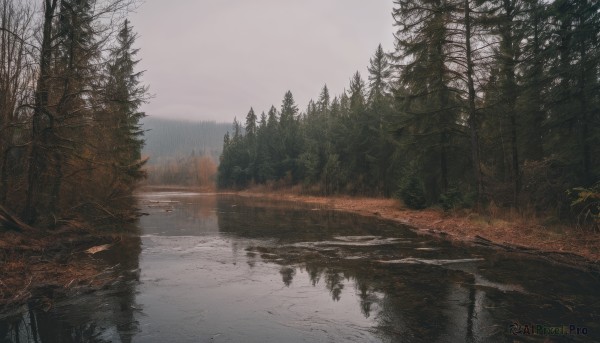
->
[0,225,132,312]
[4,186,596,312]
[233,189,600,268]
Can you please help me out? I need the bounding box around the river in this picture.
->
[1,191,599,342]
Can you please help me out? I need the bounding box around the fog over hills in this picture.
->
[141,116,232,164]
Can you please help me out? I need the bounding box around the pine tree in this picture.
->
[317,84,330,114]
[263,106,280,180]
[255,111,274,183]
[280,91,298,128]
[392,0,463,201]
[460,0,486,206]
[367,44,394,194]
[279,91,301,181]
[368,44,391,107]
[218,131,234,188]
[245,107,257,140]
[483,0,529,206]
[244,107,258,180]
[347,71,372,192]
[519,0,548,161]
[105,19,148,186]
[545,0,600,186]
[259,111,267,128]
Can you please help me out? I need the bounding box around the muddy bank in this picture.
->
[0,226,138,313]
[235,190,600,270]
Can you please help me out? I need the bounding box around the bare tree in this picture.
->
[0,0,35,207]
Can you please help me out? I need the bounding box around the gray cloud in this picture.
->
[131,0,395,122]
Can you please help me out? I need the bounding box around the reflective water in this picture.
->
[1,192,599,342]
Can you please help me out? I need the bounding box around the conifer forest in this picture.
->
[0,0,147,227]
[219,0,599,224]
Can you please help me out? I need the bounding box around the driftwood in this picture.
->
[84,244,112,255]
[0,204,35,232]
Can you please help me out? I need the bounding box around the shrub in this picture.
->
[440,188,463,211]
[398,176,427,210]
[521,157,572,217]
[568,182,600,232]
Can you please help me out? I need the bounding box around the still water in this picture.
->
[1,192,599,342]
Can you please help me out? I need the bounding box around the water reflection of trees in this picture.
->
[279,267,296,287]
[0,234,142,343]
[355,279,377,318]
[216,196,419,243]
[324,268,345,302]
[216,198,505,342]
[270,255,487,342]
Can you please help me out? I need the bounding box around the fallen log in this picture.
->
[0,205,35,232]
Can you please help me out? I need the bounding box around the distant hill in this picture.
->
[141,116,232,164]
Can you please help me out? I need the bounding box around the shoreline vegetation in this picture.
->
[233,188,600,267]
[222,187,598,270]
[143,185,600,267]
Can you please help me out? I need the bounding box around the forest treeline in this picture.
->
[219,0,599,222]
[0,0,147,227]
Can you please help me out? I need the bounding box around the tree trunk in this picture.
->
[500,0,519,208]
[465,0,483,207]
[23,0,58,225]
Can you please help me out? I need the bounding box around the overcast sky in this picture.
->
[130,1,395,123]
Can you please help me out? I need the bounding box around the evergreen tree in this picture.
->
[347,71,372,192]
[317,84,330,114]
[545,0,600,186]
[244,107,258,180]
[392,0,463,202]
[519,0,548,161]
[245,107,257,140]
[104,19,148,191]
[483,0,529,206]
[255,111,274,183]
[368,44,391,106]
[367,44,394,194]
[279,91,301,181]
[259,111,267,128]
